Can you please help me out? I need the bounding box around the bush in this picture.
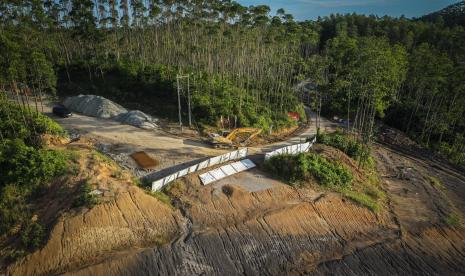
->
[73,181,98,208]
[0,100,69,252]
[0,139,68,191]
[21,222,45,250]
[0,139,69,237]
[0,99,65,146]
[0,184,29,235]
[264,152,353,187]
[317,131,364,160]
[438,138,465,168]
[265,152,384,212]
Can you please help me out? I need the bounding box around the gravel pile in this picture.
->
[64,95,127,118]
[63,94,158,129]
[113,110,158,130]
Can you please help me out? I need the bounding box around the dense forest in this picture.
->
[0,0,464,166]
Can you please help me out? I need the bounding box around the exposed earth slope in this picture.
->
[6,139,464,275]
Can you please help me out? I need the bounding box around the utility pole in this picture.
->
[176,74,192,129]
[187,75,192,127]
[176,75,182,132]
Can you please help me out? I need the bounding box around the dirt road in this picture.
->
[44,101,337,182]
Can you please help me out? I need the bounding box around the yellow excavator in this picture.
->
[208,128,262,149]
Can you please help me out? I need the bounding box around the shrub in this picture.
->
[0,184,29,235]
[21,222,45,250]
[317,131,364,160]
[0,99,65,145]
[73,181,98,208]
[0,139,68,192]
[264,152,353,187]
[265,152,385,212]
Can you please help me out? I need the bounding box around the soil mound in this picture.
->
[63,95,158,129]
[113,110,158,130]
[63,95,127,119]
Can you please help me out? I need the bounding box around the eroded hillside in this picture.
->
[7,141,464,275]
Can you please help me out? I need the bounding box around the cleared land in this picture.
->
[6,135,464,275]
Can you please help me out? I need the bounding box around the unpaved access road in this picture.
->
[45,102,338,181]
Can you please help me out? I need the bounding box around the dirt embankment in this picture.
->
[5,140,183,276]
[7,141,465,275]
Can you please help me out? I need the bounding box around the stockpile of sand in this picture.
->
[63,95,158,129]
[113,110,158,130]
[63,95,127,118]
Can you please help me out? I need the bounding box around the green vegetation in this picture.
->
[0,139,68,236]
[0,99,65,146]
[0,100,70,253]
[427,176,445,190]
[20,222,45,250]
[343,190,380,213]
[265,151,383,212]
[317,131,364,161]
[91,151,112,164]
[265,153,353,187]
[445,213,461,226]
[150,191,173,207]
[1,0,464,161]
[73,181,98,208]
[438,136,465,167]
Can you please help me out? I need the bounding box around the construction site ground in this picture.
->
[41,101,338,180]
[6,133,465,275]
[7,100,463,275]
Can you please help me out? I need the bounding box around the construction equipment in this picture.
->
[208,128,262,149]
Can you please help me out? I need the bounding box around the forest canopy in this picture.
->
[0,0,464,165]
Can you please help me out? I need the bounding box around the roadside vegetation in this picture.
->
[317,131,363,159]
[265,133,384,212]
[265,153,353,187]
[0,100,73,256]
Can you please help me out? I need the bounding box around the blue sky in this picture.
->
[236,0,461,21]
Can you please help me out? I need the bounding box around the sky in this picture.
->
[236,0,461,21]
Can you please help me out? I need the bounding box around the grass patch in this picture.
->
[445,213,460,226]
[149,191,173,207]
[427,175,444,189]
[91,151,112,164]
[340,189,380,212]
